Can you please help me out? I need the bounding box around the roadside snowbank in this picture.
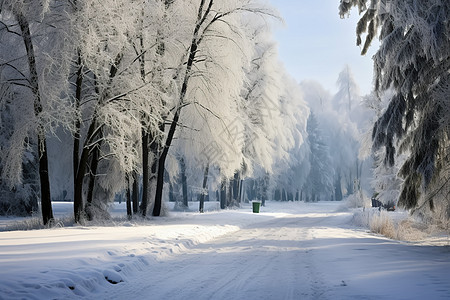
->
[346,202,449,245]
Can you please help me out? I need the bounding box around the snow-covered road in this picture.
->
[1,201,449,300]
[102,205,450,300]
[105,215,325,299]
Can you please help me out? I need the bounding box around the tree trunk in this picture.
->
[73,121,96,222]
[199,163,209,213]
[73,51,83,189]
[220,178,227,209]
[346,169,354,195]
[140,130,149,217]
[180,157,188,208]
[334,171,343,201]
[232,172,240,205]
[37,135,53,225]
[126,174,132,220]
[238,179,243,204]
[153,155,165,216]
[86,137,101,206]
[132,171,139,214]
[169,181,175,202]
[17,12,53,225]
[227,180,233,207]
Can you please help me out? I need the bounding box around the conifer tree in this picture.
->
[340,0,450,214]
[303,112,334,201]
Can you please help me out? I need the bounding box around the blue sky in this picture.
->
[269,0,377,95]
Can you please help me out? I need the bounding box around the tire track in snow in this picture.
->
[103,214,343,300]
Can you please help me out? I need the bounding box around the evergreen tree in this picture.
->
[340,1,450,215]
[303,112,334,201]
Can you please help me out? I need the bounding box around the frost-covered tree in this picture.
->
[303,112,334,201]
[238,19,308,202]
[0,0,310,223]
[270,75,309,202]
[66,0,172,222]
[0,78,39,215]
[361,90,402,205]
[371,148,405,205]
[334,65,361,113]
[68,0,135,221]
[340,0,450,217]
[333,66,376,197]
[150,0,278,216]
[299,77,370,201]
[0,0,71,224]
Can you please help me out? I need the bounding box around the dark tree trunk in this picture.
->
[227,180,233,207]
[220,178,227,209]
[346,169,354,195]
[73,116,103,222]
[86,137,101,206]
[169,181,175,202]
[17,12,53,225]
[238,179,243,204]
[37,135,53,225]
[334,171,343,201]
[232,172,240,205]
[126,174,132,220]
[153,145,169,216]
[132,171,139,214]
[180,157,188,208]
[73,50,83,186]
[199,163,209,213]
[140,130,149,217]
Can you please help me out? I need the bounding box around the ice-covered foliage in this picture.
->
[0,0,73,222]
[302,112,334,201]
[270,74,310,198]
[334,65,361,113]
[1,0,308,219]
[172,2,252,178]
[240,20,306,176]
[171,4,308,205]
[234,18,310,200]
[363,90,403,206]
[298,72,372,202]
[340,0,450,221]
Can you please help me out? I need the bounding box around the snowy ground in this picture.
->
[0,201,449,300]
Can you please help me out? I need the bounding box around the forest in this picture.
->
[0,0,448,227]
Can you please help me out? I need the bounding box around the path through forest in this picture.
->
[102,204,450,300]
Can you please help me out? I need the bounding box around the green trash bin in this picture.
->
[252,201,261,213]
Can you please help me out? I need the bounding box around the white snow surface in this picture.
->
[0,201,449,300]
